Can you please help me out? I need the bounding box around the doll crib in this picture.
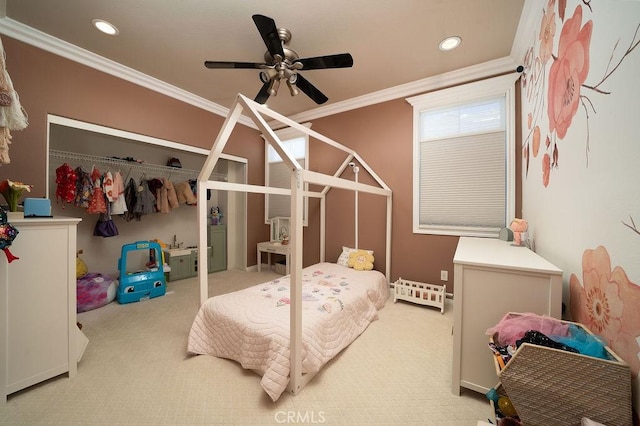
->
[393,278,445,313]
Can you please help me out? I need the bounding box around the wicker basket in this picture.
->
[492,315,632,426]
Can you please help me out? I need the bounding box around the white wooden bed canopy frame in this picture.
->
[196,93,392,396]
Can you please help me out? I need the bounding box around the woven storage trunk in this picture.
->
[493,316,632,426]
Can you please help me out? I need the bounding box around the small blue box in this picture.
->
[24,198,51,217]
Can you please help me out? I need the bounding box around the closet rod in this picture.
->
[49,149,227,181]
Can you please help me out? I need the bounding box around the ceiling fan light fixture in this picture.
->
[268,78,281,96]
[204,14,353,105]
[439,36,461,51]
[286,79,299,97]
[92,19,119,36]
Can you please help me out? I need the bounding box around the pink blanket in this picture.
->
[187,262,389,401]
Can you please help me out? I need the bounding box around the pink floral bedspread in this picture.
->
[187,262,389,401]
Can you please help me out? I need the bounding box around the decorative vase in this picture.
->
[0,180,33,213]
[7,211,24,221]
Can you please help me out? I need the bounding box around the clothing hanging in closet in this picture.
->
[54,158,199,223]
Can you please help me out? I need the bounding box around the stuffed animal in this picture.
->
[76,249,88,278]
[510,218,529,246]
[347,250,374,271]
[210,206,223,225]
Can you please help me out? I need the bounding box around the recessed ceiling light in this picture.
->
[92,19,119,36]
[439,36,461,51]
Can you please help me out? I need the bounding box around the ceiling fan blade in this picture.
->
[204,61,264,69]
[295,74,328,104]
[254,81,271,104]
[297,53,354,70]
[252,14,285,58]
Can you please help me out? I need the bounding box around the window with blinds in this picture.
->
[407,74,517,237]
[267,141,306,218]
[264,130,309,225]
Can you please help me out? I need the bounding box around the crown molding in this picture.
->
[285,55,520,124]
[510,0,539,65]
[0,17,257,128]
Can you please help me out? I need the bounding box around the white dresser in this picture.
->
[451,237,562,395]
[1,216,86,402]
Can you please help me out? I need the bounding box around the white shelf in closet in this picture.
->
[49,149,227,181]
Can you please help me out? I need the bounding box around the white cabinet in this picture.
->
[451,237,562,396]
[1,216,84,402]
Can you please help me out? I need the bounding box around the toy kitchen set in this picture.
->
[162,227,227,282]
[117,230,226,305]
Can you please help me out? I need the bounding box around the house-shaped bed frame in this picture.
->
[196,94,392,396]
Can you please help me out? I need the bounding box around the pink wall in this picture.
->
[1,36,270,262]
[308,98,521,288]
[2,35,522,291]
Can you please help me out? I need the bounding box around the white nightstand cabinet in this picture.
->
[1,216,86,402]
[451,237,563,396]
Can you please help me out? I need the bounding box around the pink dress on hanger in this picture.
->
[87,167,107,214]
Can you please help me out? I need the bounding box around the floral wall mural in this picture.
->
[519,0,640,417]
[569,247,640,378]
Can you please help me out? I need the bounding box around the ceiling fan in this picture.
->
[204,14,353,105]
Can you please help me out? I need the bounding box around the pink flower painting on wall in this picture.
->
[521,0,639,187]
[570,246,640,378]
[523,1,640,388]
[547,5,592,140]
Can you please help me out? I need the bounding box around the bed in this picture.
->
[192,94,393,398]
[188,262,389,401]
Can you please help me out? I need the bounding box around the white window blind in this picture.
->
[419,131,506,228]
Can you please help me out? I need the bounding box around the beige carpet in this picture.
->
[0,269,492,425]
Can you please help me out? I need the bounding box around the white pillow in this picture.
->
[337,246,373,267]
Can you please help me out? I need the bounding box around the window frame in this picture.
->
[407,73,518,237]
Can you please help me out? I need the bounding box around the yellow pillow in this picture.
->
[76,252,88,278]
[347,250,374,271]
[337,246,373,267]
